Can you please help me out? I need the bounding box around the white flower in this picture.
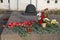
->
[38,17,41,20]
[51,19,58,24]
[43,18,50,21]
[37,12,41,16]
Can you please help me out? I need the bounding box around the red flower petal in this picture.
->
[39,19,43,25]
[21,24,25,26]
[10,25,14,28]
[2,24,5,29]
[15,22,20,24]
[28,24,32,26]
[13,22,16,26]
[3,18,8,21]
[8,22,14,28]
[14,22,20,26]
[8,25,11,28]
[22,21,27,24]
[19,23,21,26]
[8,22,12,25]
[28,22,32,27]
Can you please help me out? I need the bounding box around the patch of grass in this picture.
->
[45,9,60,15]
[0,9,4,14]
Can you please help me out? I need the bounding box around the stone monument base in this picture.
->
[1,33,60,40]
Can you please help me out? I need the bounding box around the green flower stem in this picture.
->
[32,27,40,33]
[14,26,28,37]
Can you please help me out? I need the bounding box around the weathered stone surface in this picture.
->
[1,33,60,40]
[7,12,38,23]
[0,11,12,40]
[49,14,60,26]
[1,12,60,40]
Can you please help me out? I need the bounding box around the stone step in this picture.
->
[1,33,60,40]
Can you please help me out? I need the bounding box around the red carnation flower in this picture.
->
[21,23,25,27]
[13,22,16,26]
[7,22,12,28]
[8,22,14,28]
[8,24,11,28]
[22,21,27,24]
[21,21,28,27]
[10,24,15,28]
[19,23,21,26]
[15,22,20,26]
[28,22,32,27]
